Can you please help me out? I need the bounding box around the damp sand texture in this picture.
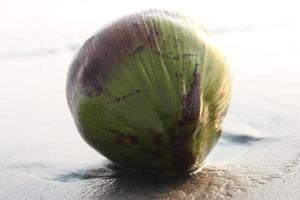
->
[1,3,300,200]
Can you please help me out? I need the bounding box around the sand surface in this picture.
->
[1,1,300,199]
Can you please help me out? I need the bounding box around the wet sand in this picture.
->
[1,5,300,200]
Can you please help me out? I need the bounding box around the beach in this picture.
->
[1,1,300,199]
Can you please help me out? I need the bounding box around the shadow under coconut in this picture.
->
[51,132,264,199]
[77,163,249,200]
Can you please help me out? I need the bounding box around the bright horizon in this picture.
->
[0,0,299,57]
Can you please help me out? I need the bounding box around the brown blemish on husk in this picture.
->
[132,44,146,55]
[182,53,198,59]
[153,133,163,146]
[106,89,141,104]
[181,69,201,125]
[109,129,140,145]
[67,12,163,97]
[170,132,195,173]
[168,65,201,172]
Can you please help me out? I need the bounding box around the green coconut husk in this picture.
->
[66,9,231,175]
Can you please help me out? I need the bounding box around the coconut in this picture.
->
[66,9,231,175]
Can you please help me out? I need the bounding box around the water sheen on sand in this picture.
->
[1,5,300,200]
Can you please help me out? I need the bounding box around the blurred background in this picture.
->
[1,0,300,199]
[0,0,298,57]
